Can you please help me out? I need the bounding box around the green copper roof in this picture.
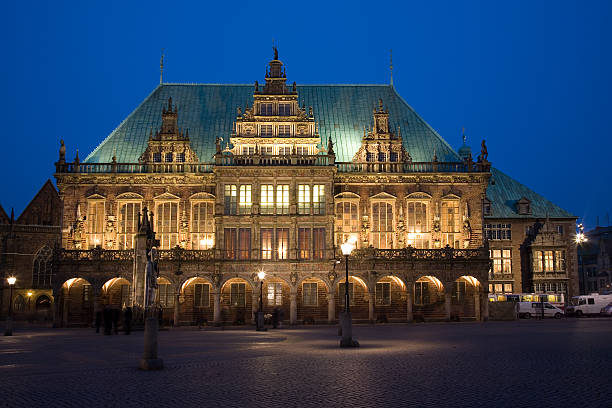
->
[85,84,461,164]
[486,167,574,219]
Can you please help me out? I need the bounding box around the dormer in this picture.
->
[483,197,492,216]
[517,197,531,215]
[352,99,410,166]
[139,98,199,164]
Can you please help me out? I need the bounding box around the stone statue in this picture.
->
[479,139,488,162]
[273,46,278,60]
[215,137,222,154]
[145,248,159,308]
[59,140,66,162]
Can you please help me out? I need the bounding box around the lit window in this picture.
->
[276,185,289,215]
[260,125,273,136]
[335,201,358,246]
[555,250,566,271]
[491,249,512,275]
[194,283,210,307]
[298,185,311,215]
[261,145,273,155]
[267,283,283,306]
[375,282,391,305]
[191,201,214,249]
[261,228,273,259]
[441,200,460,248]
[261,185,274,215]
[533,250,543,272]
[298,228,311,259]
[503,283,513,293]
[276,228,289,259]
[224,228,236,259]
[371,202,394,249]
[407,200,429,249]
[165,153,173,162]
[313,228,326,259]
[230,283,246,307]
[239,185,252,215]
[259,103,272,116]
[118,202,141,249]
[278,125,291,136]
[87,200,105,248]
[176,153,185,163]
[242,146,255,155]
[312,185,325,215]
[238,228,251,259]
[485,224,512,240]
[544,250,554,272]
[278,103,291,116]
[278,145,291,155]
[156,201,179,249]
[224,185,237,215]
[303,282,318,306]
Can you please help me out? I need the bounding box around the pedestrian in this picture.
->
[112,308,119,334]
[103,305,112,335]
[124,306,132,335]
[158,307,164,327]
[95,309,102,333]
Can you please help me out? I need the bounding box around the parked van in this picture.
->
[566,294,612,317]
[518,302,564,319]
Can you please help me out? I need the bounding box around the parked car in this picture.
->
[518,302,564,319]
[566,294,612,317]
[600,302,612,316]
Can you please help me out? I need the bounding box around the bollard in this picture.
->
[339,311,359,348]
[139,316,163,370]
[4,316,13,336]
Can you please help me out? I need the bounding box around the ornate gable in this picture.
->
[153,192,180,201]
[139,97,199,164]
[17,180,62,226]
[370,191,397,200]
[0,204,9,224]
[116,192,144,200]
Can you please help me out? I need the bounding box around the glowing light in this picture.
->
[27,291,33,297]
[341,236,356,256]
[7,277,16,285]
[257,270,266,280]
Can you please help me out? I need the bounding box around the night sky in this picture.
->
[2,1,610,229]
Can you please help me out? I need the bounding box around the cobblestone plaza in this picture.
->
[1,320,611,407]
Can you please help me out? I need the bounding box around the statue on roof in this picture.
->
[59,139,66,163]
[478,139,488,162]
[273,46,278,60]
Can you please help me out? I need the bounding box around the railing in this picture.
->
[57,249,134,262]
[335,161,489,173]
[157,249,214,262]
[218,154,333,167]
[55,162,215,174]
[349,247,490,261]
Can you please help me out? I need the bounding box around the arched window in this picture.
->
[33,246,53,288]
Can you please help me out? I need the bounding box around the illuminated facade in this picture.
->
[0,51,578,326]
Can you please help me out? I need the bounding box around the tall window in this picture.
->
[335,201,359,246]
[533,250,556,273]
[224,185,237,215]
[452,281,466,303]
[414,281,430,305]
[484,224,512,240]
[87,200,105,248]
[191,201,214,249]
[237,229,251,259]
[157,283,175,307]
[312,185,325,215]
[276,185,289,215]
[298,185,310,215]
[165,153,173,162]
[543,250,554,272]
[239,185,252,215]
[376,282,391,305]
[278,125,291,136]
[224,228,237,259]
[555,250,566,271]
[303,282,318,306]
[371,202,394,249]
[339,282,354,306]
[491,249,512,275]
[267,283,283,306]
[118,202,141,249]
[298,228,311,259]
[441,200,460,248]
[156,202,179,249]
[313,228,326,259]
[259,103,273,115]
[33,246,53,288]
[533,251,543,272]
[194,283,210,307]
[260,185,274,215]
[261,228,273,259]
[406,199,429,248]
[260,124,273,136]
[230,283,246,307]
[277,228,289,259]
[278,103,291,116]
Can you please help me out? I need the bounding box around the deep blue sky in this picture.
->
[2,0,610,229]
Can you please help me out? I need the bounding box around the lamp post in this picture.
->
[575,223,587,294]
[4,277,16,336]
[256,270,266,331]
[339,237,359,348]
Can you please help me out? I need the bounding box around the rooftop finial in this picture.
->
[273,39,278,60]
[462,127,466,145]
[160,48,164,85]
[390,49,393,86]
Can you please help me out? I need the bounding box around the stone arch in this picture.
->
[451,276,481,320]
[336,275,370,320]
[178,276,214,325]
[13,294,26,313]
[297,276,330,323]
[373,275,407,322]
[256,276,292,321]
[101,277,131,308]
[36,295,52,312]
[60,278,94,326]
[220,277,253,325]
[413,275,446,321]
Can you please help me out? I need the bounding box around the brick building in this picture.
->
[1,51,578,326]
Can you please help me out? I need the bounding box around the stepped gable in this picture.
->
[16,180,62,226]
[0,204,9,224]
[485,168,574,219]
[84,84,461,164]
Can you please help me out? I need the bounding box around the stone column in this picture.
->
[290,291,297,325]
[481,290,489,321]
[444,285,452,321]
[405,283,414,322]
[173,290,180,327]
[327,292,335,323]
[474,291,481,321]
[62,295,70,327]
[213,291,221,324]
[368,293,374,323]
[251,292,259,324]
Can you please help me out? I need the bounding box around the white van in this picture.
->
[518,302,564,319]
[566,294,612,317]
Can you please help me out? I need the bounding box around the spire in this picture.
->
[160,49,164,85]
[390,49,394,87]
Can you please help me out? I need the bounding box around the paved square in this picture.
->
[1,319,611,407]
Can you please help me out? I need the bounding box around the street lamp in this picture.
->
[4,277,16,336]
[339,236,359,348]
[575,223,587,294]
[256,270,266,331]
